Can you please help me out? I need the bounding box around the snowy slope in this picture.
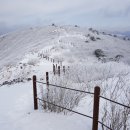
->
[0,25,130,130]
[0,25,130,69]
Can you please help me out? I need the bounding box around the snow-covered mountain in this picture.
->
[0,25,130,68]
[0,25,130,130]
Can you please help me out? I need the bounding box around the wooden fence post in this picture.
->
[92,86,100,130]
[63,66,65,74]
[33,75,38,110]
[58,66,60,76]
[53,64,55,75]
[46,72,49,86]
[46,72,49,109]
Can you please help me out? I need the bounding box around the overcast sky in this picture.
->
[0,0,130,34]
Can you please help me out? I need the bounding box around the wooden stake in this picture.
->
[92,86,100,130]
[33,75,38,110]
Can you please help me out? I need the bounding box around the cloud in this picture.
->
[0,0,130,34]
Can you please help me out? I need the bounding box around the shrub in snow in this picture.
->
[115,55,124,62]
[67,63,130,129]
[123,37,126,40]
[123,37,130,41]
[89,28,93,31]
[88,28,99,34]
[74,25,79,27]
[27,78,31,81]
[40,76,86,114]
[1,78,25,86]
[96,31,99,35]
[96,37,101,40]
[87,34,90,37]
[102,32,106,35]
[100,75,130,130]
[85,40,89,43]
[108,34,112,36]
[113,34,117,37]
[52,23,57,27]
[90,36,96,41]
[94,49,105,58]
[95,53,124,63]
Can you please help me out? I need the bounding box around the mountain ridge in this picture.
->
[0,25,130,69]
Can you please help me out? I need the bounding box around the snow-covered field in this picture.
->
[0,25,130,130]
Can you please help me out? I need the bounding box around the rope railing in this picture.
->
[98,121,112,130]
[36,81,94,95]
[37,79,130,109]
[100,95,130,109]
[37,97,93,119]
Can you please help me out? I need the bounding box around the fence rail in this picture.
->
[100,95,130,109]
[36,81,94,95]
[37,97,93,119]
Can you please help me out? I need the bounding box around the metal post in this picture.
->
[33,75,38,110]
[92,86,100,130]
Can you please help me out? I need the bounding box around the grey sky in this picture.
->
[0,0,130,34]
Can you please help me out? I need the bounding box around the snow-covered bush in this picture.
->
[52,23,57,27]
[94,49,105,58]
[90,36,96,41]
[39,60,130,128]
[40,75,86,114]
[100,74,130,130]
[115,55,124,62]
[74,25,79,27]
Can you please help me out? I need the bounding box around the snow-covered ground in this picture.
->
[0,82,93,130]
[0,25,130,130]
